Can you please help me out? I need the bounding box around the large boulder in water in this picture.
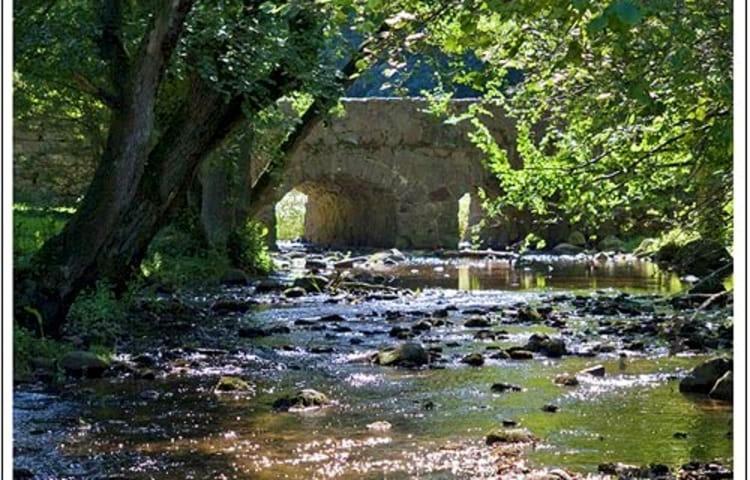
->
[59,351,110,378]
[655,239,732,277]
[679,357,732,394]
[373,342,429,367]
[709,370,733,402]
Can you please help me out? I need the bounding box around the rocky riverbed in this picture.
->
[14,246,733,479]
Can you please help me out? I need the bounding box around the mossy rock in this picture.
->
[597,235,624,252]
[214,375,252,393]
[485,428,535,445]
[567,231,586,246]
[632,238,659,257]
[374,342,429,367]
[273,388,330,411]
[58,351,110,378]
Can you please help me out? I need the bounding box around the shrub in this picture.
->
[65,282,126,347]
[227,220,273,274]
[14,325,70,377]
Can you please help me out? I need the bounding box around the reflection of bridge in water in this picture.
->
[253,98,522,249]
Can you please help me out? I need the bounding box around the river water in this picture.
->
[14,252,732,479]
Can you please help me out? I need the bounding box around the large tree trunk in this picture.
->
[16,6,377,337]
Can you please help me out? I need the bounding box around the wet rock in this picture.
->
[432,308,450,318]
[516,307,543,322]
[309,346,334,354]
[507,349,534,360]
[553,373,580,386]
[304,259,329,270]
[542,404,559,413]
[59,351,110,378]
[412,320,433,332]
[655,238,732,277]
[373,342,429,367]
[333,256,368,269]
[552,243,584,255]
[215,376,252,393]
[579,365,605,377]
[679,357,732,394]
[464,317,491,328]
[13,467,34,479]
[283,287,307,298]
[273,389,330,411]
[238,326,270,338]
[709,370,732,401]
[524,334,566,358]
[255,278,288,293]
[132,353,159,368]
[221,268,249,286]
[140,390,160,400]
[501,419,518,427]
[491,383,522,393]
[598,235,623,252]
[366,421,392,431]
[293,275,329,292]
[319,314,346,322]
[211,298,252,314]
[679,461,732,479]
[673,431,688,439]
[137,369,157,380]
[474,330,496,340]
[269,325,292,335]
[599,463,672,479]
[490,350,511,360]
[485,428,535,445]
[389,326,413,339]
[461,353,485,367]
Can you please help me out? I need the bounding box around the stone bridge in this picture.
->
[251,98,524,249]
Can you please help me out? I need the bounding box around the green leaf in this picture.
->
[611,0,643,25]
[587,14,608,33]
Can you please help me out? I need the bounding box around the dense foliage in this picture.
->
[427,0,732,244]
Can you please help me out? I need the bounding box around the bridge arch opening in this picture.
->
[274,178,398,248]
[458,192,472,247]
[275,189,308,242]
